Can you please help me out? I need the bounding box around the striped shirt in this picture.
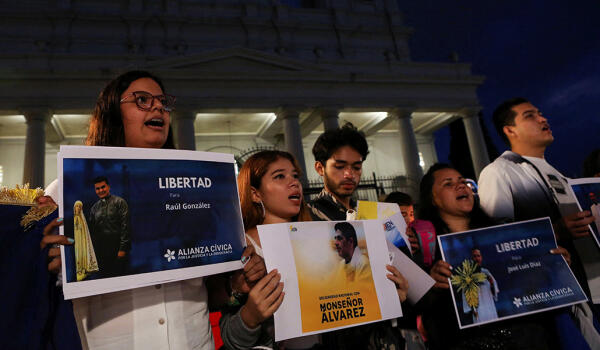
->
[307,188,357,221]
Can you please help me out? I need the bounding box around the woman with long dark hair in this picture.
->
[41,71,215,350]
[84,71,175,149]
[418,163,493,238]
[418,163,571,350]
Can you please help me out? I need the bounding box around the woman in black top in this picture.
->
[418,163,570,350]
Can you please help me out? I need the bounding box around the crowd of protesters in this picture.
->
[28,71,600,350]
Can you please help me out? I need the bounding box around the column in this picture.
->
[415,134,438,165]
[390,108,423,196]
[172,110,196,150]
[319,107,340,131]
[461,109,490,178]
[21,108,51,188]
[277,107,308,186]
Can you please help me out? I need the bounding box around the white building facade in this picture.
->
[0,0,488,197]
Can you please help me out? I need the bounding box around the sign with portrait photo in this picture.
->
[438,218,587,329]
[357,200,411,253]
[357,202,435,304]
[58,146,245,299]
[258,219,402,341]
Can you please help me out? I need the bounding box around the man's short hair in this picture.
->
[384,192,413,206]
[93,176,109,185]
[334,222,358,248]
[492,97,530,145]
[312,122,369,164]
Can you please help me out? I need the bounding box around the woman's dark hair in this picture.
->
[418,163,492,235]
[86,70,175,149]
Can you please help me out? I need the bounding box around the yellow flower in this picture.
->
[451,259,486,309]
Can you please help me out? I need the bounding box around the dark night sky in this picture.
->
[398,1,600,177]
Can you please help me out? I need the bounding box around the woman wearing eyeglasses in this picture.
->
[40,71,215,350]
[87,72,176,148]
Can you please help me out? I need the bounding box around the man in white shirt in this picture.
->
[478,97,599,303]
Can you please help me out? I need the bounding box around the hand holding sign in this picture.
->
[438,218,587,329]
[430,260,452,289]
[240,269,285,329]
[385,265,408,302]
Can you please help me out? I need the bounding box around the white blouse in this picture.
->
[72,279,213,350]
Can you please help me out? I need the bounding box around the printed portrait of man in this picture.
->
[88,176,131,278]
[463,248,499,323]
[333,222,372,284]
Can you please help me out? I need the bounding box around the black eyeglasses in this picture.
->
[120,91,176,112]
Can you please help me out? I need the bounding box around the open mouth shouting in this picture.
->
[288,191,302,204]
[541,124,551,133]
[144,117,166,130]
[456,193,470,201]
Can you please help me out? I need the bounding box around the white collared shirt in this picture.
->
[73,279,213,350]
